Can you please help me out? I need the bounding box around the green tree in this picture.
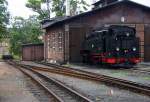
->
[26,0,89,19]
[51,0,65,17]
[69,0,89,16]
[0,0,9,39]
[9,16,43,56]
[26,0,49,20]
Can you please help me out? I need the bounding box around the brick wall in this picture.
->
[45,26,65,63]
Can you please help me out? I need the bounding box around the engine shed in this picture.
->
[42,0,150,63]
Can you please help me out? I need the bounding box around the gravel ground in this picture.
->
[0,62,40,102]
[38,70,150,102]
[20,61,150,85]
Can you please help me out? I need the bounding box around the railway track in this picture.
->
[23,72,58,102]
[20,61,150,97]
[38,61,150,75]
[40,61,150,75]
[127,68,150,74]
[8,61,93,102]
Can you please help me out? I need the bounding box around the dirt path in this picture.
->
[0,62,39,102]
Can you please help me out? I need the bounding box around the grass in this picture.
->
[13,55,21,60]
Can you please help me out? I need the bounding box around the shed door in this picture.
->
[69,27,85,62]
[22,46,32,61]
[144,25,150,62]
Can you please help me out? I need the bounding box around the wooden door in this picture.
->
[69,27,86,62]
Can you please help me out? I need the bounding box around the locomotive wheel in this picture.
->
[82,55,89,63]
[82,55,92,64]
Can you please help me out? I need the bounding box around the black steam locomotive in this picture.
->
[80,25,140,66]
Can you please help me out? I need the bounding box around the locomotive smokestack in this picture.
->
[66,0,70,16]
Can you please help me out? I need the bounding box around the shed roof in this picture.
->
[41,0,150,29]
[92,0,104,5]
[92,0,118,5]
[22,43,44,47]
[41,17,68,28]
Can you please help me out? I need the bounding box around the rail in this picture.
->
[8,61,93,102]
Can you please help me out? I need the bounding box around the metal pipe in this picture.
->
[46,0,51,19]
[66,0,70,16]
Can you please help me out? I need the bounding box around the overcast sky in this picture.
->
[7,0,150,19]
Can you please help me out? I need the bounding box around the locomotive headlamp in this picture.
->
[92,44,94,48]
[133,47,136,51]
[126,33,130,36]
[116,47,120,51]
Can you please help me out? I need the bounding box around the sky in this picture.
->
[6,0,150,19]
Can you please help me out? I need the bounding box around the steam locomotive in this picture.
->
[80,25,140,66]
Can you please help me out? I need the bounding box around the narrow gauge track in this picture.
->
[39,61,150,75]
[8,61,93,102]
[21,61,150,97]
[126,68,150,74]
[8,62,62,102]
[40,61,150,77]
[118,65,150,74]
